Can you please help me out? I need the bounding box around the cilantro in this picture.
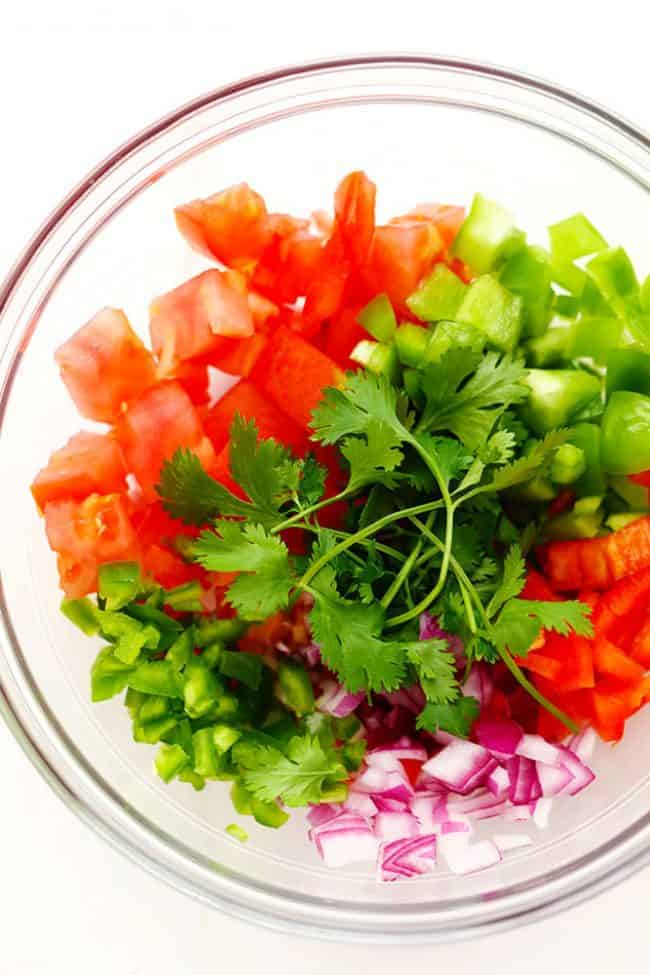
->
[241,735,347,807]
[406,639,458,703]
[311,371,408,446]
[228,415,301,511]
[296,454,327,508]
[487,544,526,617]
[416,697,480,737]
[413,434,472,487]
[490,598,593,657]
[340,419,405,491]
[157,448,253,526]
[487,429,570,492]
[418,350,529,449]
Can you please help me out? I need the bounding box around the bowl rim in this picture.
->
[1,53,649,943]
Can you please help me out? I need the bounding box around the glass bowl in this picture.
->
[1,56,649,944]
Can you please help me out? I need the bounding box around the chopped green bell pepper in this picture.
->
[231,780,254,816]
[520,369,602,436]
[276,658,315,716]
[456,274,523,352]
[548,213,607,263]
[525,326,571,367]
[606,348,650,396]
[394,323,430,367]
[60,597,100,636]
[226,823,248,843]
[406,264,467,322]
[451,194,521,273]
[550,261,587,297]
[350,340,399,381]
[567,423,607,496]
[166,627,194,671]
[586,247,639,316]
[155,743,189,783]
[641,276,650,313]
[251,797,289,829]
[569,316,624,364]
[164,581,203,613]
[606,512,647,531]
[609,475,650,511]
[90,647,136,702]
[544,508,603,540]
[194,617,247,647]
[426,320,485,363]
[98,561,142,611]
[358,293,397,342]
[183,659,224,718]
[499,245,553,338]
[550,444,586,485]
[601,390,650,474]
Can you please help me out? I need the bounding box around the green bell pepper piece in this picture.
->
[601,391,650,474]
[351,340,399,381]
[551,261,588,297]
[90,647,136,702]
[60,597,100,636]
[183,658,224,718]
[98,561,142,611]
[192,727,221,778]
[520,369,602,436]
[320,781,350,803]
[548,213,607,263]
[195,617,247,647]
[394,323,430,367]
[570,317,624,364]
[426,320,485,363]
[609,475,650,511]
[567,424,607,496]
[510,476,557,503]
[128,659,183,698]
[263,713,298,746]
[544,509,603,540]
[554,294,581,318]
[220,650,263,691]
[276,658,315,716]
[451,194,521,273]
[607,348,650,396]
[586,247,639,316]
[163,581,203,613]
[525,326,571,367]
[606,511,647,531]
[125,602,182,633]
[406,264,467,321]
[331,714,362,740]
[226,823,249,843]
[200,641,224,668]
[456,274,523,352]
[178,768,205,791]
[231,780,254,816]
[499,245,553,338]
[155,743,189,783]
[580,278,613,317]
[641,276,650,314]
[251,797,289,829]
[358,293,397,342]
[98,610,160,665]
[166,627,195,671]
[550,444,586,485]
[573,496,603,515]
[213,724,242,755]
[341,739,367,773]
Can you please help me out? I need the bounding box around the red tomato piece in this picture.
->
[539,632,595,691]
[537,516,650,590]
[302,236,350,330]
[517,652,563,681]
[212,333,269,379]
[116,381,216,500]
[130,501,198,546]
[592,637,645,685]
[55,308,156,423]
[629,614,650,666]
[141,543,203,589]
[400,759,424,788]
[628,471,650,488]
[547,489,576,518]
[174,183,272,269]
[393,203,465,247]
[363,222,443,313]
[202,379,308,456]
[256,326,344,430]
[211,445,246,499]
[520,569,559,602]
[31,432,126,511]
[56,555,99,599]
[333,171,377,268]
[149,269,253,373]
[324,305,367,369]
[592,567,650,635]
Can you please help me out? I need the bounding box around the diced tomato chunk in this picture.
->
[363,222,443,313]
[629,613,650,666]
[174,183,272,268]
[211,333,269,379]
[324,305,367,369]
[539,632,595,691]
[115,381,215,500]
[333,171,376,268]
[537,517,650,590]
[400,758,424,788]
[393,203,465,248]
[592,567,650,634]
[520,569,559,602]
[56,555,98,599]
[629,470,650,488]
[31,432,126,510]
[141,543,204,589]
[55,308,156,423]
[592,637,645,684]
[202,379,308,456]
[256,326,344,430]
[149,269,253,373]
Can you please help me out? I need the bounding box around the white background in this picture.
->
[1,1,649,971]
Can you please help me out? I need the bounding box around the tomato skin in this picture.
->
[324,305,367,369]
[629,470,650,488]
[202,379,308,456]
[115,381,215,500]
[537,516,650,590]
[31,432,126,511]
[333,171,377,268]
[55,308,156,423]
[150,270,253,373]
[520,569,559,602]
[363,222,443,313]
[174,183,271,268]
[394,203,466,248]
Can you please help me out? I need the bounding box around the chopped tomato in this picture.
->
[302,236,350,330]
[211,445,246,499]
[55,308,156,423]
[363,222,443,313]
[31,432,126,511]
[628,470,650,488]
[537,632,595,691]
[324,305,367,369]
[393,203,465,248]
[174,183,271,269]
[202,379,308,455]
[141,543,203,589]
[537,516,650,590]
[517,651,563,681]
[115,381,215,500]
[629,614,650,666]
[211,333,269,378]
[149,269,253,373]
[130,501,198,546]
[592,567,650,635]
[400,758,424,788]
[590,678,649,742]
[333,171,376,268]
[251,214,323,305]
[255,326,344,430]
[45,493,138,596]
[547,489,576,518]
[520,568,559,602]
[592,637,645,684]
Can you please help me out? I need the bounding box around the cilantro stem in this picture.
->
[271,489,353,534]
[384,509,455,627]
[297,498,445,590]
[379,511,434,611]
[328,531,404,562]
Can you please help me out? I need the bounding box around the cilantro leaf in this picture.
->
[341,419,404,491]
[413,434,472,487]
[488,429,570,492]
[416,697,480,737]
[228,415,301,512]
[309,569,407,692]
[311,371,407,446]
[406,639,458,703]
[157,449,253,525]
[490,597,593,657]
[241,735,347,807]
[480,428,517,466]
[487,544,526,617]
[419,351,529,449]
[296,454,327,508]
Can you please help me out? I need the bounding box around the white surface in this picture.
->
[1,1,649,970]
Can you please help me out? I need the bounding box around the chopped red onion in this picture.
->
[536,762,573,797]
[533,797,553,829]
[557,746,596,796]
[311,812,378,867]
[487,766,510,797]
[372,796,409,813]
[343,791,378,818]
[422,740,498,795]
[474,716,524,760]
[307,803,339,828]
[503,803,535,822]
[374,811,419,843]
[354,765,414,803]
[507,756,542,804]
[461,663,494,708]
[317,680,364,718]
[568,727,597,764]
[515,733,563,767]
[446,839,502,875]
[494,832,534,853]
[378,834,437,881]
[418,613,465,664]
[367,738,428,765]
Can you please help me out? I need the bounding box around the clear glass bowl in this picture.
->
[1,56,649,943]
